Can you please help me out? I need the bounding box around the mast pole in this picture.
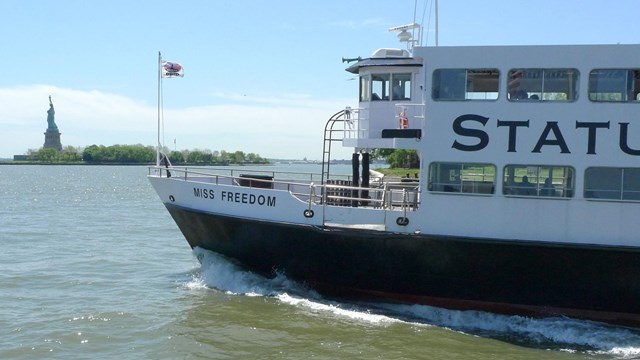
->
[157,51,162,167]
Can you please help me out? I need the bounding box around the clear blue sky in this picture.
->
[2,0,639,160]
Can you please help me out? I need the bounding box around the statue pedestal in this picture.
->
[44,130,62,151]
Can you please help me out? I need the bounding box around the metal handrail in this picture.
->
[148,165,420,211]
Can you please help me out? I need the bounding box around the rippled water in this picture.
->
[1,164,639,359]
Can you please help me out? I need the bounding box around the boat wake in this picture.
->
[186,247,640,358]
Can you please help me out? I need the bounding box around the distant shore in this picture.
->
[0,161,265,166]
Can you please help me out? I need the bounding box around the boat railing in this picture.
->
[342,107,366,139]
[341,103,425,140]
[148,165,350,183]
[148,165,342,192]
[308,181,420,210]
[148,165,419,211]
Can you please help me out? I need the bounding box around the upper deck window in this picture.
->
[432,69,499,101]
[507,68,578,101]
[588,69,640,102]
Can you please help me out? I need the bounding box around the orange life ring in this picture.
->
[399,112,408,129]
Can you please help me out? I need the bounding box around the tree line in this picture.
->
[22,144,270,165]
[21,144,414,168]
[372,149,419,169]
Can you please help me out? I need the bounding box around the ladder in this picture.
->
[321,109,351,185]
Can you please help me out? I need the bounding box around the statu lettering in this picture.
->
[451,114,640,155]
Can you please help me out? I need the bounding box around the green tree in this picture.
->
[186,150,205,163]
[233,150,245,164]
[219,150,230,164]
[370,148,394,160]
[60,146,81,162]
[35,148,58,163]
[385,149,419,168]
[82,145,100,162]
[168,150,184,163]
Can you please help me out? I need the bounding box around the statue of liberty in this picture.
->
[47,95,58,131]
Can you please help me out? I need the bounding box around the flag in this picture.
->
[161,61,184,78]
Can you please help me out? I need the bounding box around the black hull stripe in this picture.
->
[165,203,640,327]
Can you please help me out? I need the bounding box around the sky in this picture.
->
[2,0,640,160]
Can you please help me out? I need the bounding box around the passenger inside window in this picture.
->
[392,85,403,99]
[372,74,390,101]
[508,68,577,101]
[542,177,555,196]
[519,175,535,195]
[508,70,525,100]
[391,73,411,100]
[503,165,574,198]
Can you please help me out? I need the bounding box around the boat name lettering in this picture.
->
[452,114,640,155]
[193,187,215,200]
[220,191,276,207]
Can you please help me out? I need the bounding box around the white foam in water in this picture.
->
[190,247,315,297]
[378,303,640,356]
[276,293,401,325]
[189,247,640,357]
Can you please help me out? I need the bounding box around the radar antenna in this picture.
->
[388,23,422,53]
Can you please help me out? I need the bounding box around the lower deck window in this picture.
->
[503,165,574,197]
[428,162,495,194]
[584,167,640,200]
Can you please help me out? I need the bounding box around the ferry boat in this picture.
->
[148,24,640,327]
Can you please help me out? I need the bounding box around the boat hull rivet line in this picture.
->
[303,209,314,218]
[169,195,175,202]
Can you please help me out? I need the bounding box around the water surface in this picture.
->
[1,165,638,359]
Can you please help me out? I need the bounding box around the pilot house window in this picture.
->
[371,74,390,100]
[432,69,499,101]
[368,73,412,101]
[359,75,370,102]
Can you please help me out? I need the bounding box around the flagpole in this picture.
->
[157,51,162,167]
